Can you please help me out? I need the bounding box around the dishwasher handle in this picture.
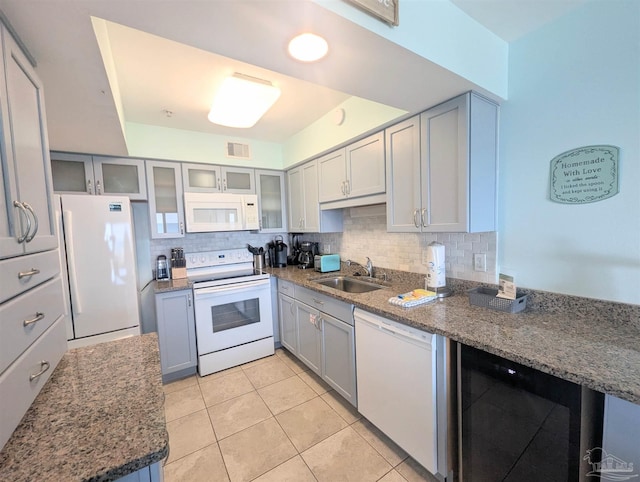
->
[355,310,433,345]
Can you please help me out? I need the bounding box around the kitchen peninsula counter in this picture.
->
[268,266,640,405]
[0,333,168,481]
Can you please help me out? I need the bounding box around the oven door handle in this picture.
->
[194,279,269,296]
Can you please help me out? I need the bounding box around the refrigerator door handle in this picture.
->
[63,210,82,315]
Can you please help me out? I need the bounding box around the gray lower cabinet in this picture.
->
[321,313,356,406]
[277,280,357,407]
[278,292,297,354]
[296,301,322,375]
[155,289,197,382]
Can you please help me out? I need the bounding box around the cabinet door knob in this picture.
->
[345,180,350,196]
[413,209,420,228]
[87,179,93,194]
[341,181,346,195]
[23,202,38,242]
[96,180,102,195]
[23,312,45,327]
[13,201,31,243]
[29,360,51,381]
[421,208,427,227]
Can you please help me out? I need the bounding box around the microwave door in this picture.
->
[187,202,243,232]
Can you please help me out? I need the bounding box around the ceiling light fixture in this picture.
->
[208,73,281,128]
[288,33,328,62]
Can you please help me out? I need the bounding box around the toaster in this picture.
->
[314,254,341,273]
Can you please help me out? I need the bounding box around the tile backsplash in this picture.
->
[304,204,497,283]
[147,204,497,283]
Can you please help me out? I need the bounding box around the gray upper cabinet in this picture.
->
[287,160,343,234]
[0,24,57,258]
[387,92,498,233]
[182,163,255,194]
[50,152,147,200]
[318,132,385,206]
[256,169,287,233]
[146,160,185,239]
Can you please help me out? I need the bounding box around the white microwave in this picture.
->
[184,192,260,232]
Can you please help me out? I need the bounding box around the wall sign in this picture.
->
[345,0,399,26]
[549,145,619,204]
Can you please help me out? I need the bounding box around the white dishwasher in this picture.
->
[355,308,443,477]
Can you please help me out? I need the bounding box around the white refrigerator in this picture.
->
[55,195,141,348]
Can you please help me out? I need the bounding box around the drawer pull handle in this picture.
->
[29,360,51,382]
[312,298,324,305]
[13,201,31,243]
[23,202,39,243]
[24,312,45,327]
[18,268,41,279]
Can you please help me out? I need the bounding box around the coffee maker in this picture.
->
[288,233,302,265]
[297,241,319,269]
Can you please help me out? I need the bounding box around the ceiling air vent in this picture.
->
[226,141,251,160]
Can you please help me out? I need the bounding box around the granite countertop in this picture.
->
[154,277,192,293]
[0,333,169,482]
[269,266,640,405]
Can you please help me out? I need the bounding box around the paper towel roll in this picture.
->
[426,242,446,289]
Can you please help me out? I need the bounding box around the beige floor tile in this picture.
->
[163,375,198,394]
[219,418,297,482]
[164,384,206,422]
[163,443,229,482]
[353,419,409,467]
[320,390,361,424]
[197,365,242,384]
[208,391,272,440]
[199,370,255,407]
[276,349,309,374]
[258,376,317,415]
[378,469,409,482]
[276,396,348,452]
[301,426,392,481]
[239,353,277,370]
[166,409,216,464]
[253,455,316,482]
[395,457,439,482]
[298,369,332,395]
[243,357,295,389]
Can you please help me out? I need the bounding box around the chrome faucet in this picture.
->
[347,257,374,277]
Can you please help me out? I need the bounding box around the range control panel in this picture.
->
[186,248,254,269]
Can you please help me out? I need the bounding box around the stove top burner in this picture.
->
[186,248,269,286]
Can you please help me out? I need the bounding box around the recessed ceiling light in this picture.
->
[208,73,281,128]
[288,33,328,62]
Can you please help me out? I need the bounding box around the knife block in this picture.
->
[171,267,187,280]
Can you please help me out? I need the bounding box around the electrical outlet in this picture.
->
[474,253,487,272]
[323,244,331,254]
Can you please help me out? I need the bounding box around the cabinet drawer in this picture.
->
[278,279,295,297]
[0,250,60,303]
[0,276,65,374]
[0,315,67,451]
[296,286,354,324]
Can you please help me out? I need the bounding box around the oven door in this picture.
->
[193,278,273,354]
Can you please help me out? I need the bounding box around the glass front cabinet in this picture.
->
[182,163,255,194]
[256,170,287,233]
[146,160,185,238]
[50,152,147,200]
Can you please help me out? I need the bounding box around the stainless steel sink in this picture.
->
[313,276,383,293]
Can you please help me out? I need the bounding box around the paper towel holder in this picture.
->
[425,242,452,298]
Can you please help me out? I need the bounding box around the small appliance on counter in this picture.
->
[156,255,170,281]
[288,233,302,265]
[297,241,319,269]
[425,241,451,298]
[267,235,288,267]
[314,254,341,273]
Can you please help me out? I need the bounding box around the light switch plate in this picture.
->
[474,253,487,272]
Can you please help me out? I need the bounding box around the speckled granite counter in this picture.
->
[268,266,640,405]
[154,277,192,293]
[0,333,169,482]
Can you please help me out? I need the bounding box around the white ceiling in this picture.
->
[0,0,587,157]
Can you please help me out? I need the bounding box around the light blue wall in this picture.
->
[125,122,283,168]
[314,0,508,99]
[499,0,640,304]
